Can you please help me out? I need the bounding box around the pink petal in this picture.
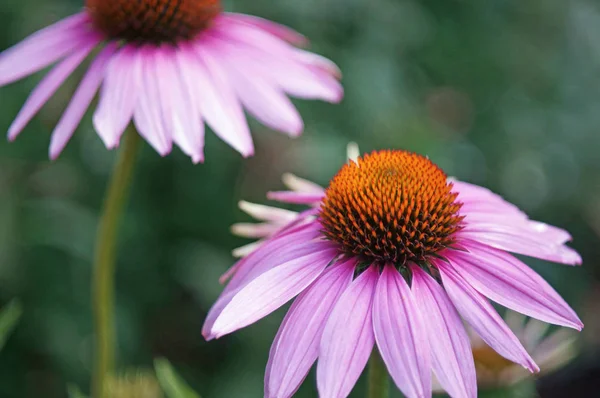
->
[48,43,116,159]
[208,247,337,338]
[238,200,298,223]
[411,267,477,398]
[266,258,356,398]
[0,13,95,86]
[220,13,308,46]
[132,46,172,156]
[191,43,253,157]
[373,265,431,398]
[281,173,325,194]
[437,262,539,372]
[221,220,320,283]
[93,45,140,149]
[463,216,572,246]
[317,265,378,398]
[175,44,208,163]
[8,39,97,141]
[292,49,342,79]
[447,241,583,330]
[458,226,580,266]
[267,191,325,205]
[223,222,323,294]
[155,46,204,163]
[216,48,304,137]
[209,24,342,102]
[231,222,282,239]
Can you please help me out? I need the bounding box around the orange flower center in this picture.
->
[320,150,464,265]
[85,0,221,43]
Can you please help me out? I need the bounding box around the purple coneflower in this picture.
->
[0,0,342,162]
[204,149,582,398]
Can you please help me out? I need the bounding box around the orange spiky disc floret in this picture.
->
[86,0,221,43]
[320,150,464,265]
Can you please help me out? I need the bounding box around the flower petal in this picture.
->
[191,43,254,157]
[317,265,378,398]
[155,46,204,163]
[221,13,308,46]
[281,173,325,194]
[267,191,325,205]
[0,13,94,86]
[238,200,298,223]
[210,23,342,102]
[49,43,116,159]
[448,241,583,330]
[132,46,172,156]
[373,265,431,398]
[458,226,581,265]
[93,45,140,149]
[411,267,477,398]
[8,39,97,141]
[223,222,323,294]
[437,261,539,372]
[266,258,355,398]
[208,246,337,338]
[219,53,304,137]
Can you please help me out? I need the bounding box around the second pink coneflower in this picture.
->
[0,0,342,162]
[204,149,582,398]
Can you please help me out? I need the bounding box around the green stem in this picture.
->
[367,349,389,398]
[91,129,141,398]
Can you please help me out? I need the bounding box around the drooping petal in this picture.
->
[317,265,378,398]
[267,191,325,205]
[221,13,308,46]
[175,44,210,162]
[208,246,337,338]
[190,43,253,157]
[223,222,323,294]
[447,241,583,330]
[411,267,477,398]
[372,265,431,398]
[8,39,97,141]
[463,211,571,246]
[210,23,342,102]
[266,258,355,398]
[458,226,581,265]
[0,13,94,86]
[94,45,140,149]
[49,43,117,159]
[132,46,172,155]
[220,56,304,137]
[155,46,204,163]
[437,261,539,373]
[453,180,577,261]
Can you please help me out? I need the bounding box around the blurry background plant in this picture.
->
[1,0,600,397]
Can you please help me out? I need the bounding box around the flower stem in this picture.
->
[367,349,389,398]
[92,129,141,398]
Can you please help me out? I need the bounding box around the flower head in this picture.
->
[0,1,342,162]
[203,148,582,398]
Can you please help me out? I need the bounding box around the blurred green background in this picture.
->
[1,0,600,397]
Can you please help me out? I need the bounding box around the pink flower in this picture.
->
[203,149,583,398]
[0,1,342,162]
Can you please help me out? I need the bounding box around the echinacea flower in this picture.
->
[0,0,342,162]
[203,148,583,398]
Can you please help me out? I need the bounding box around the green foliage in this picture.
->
[0,299,22,352]
[66,384,88,398]
[155,358,201,398]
